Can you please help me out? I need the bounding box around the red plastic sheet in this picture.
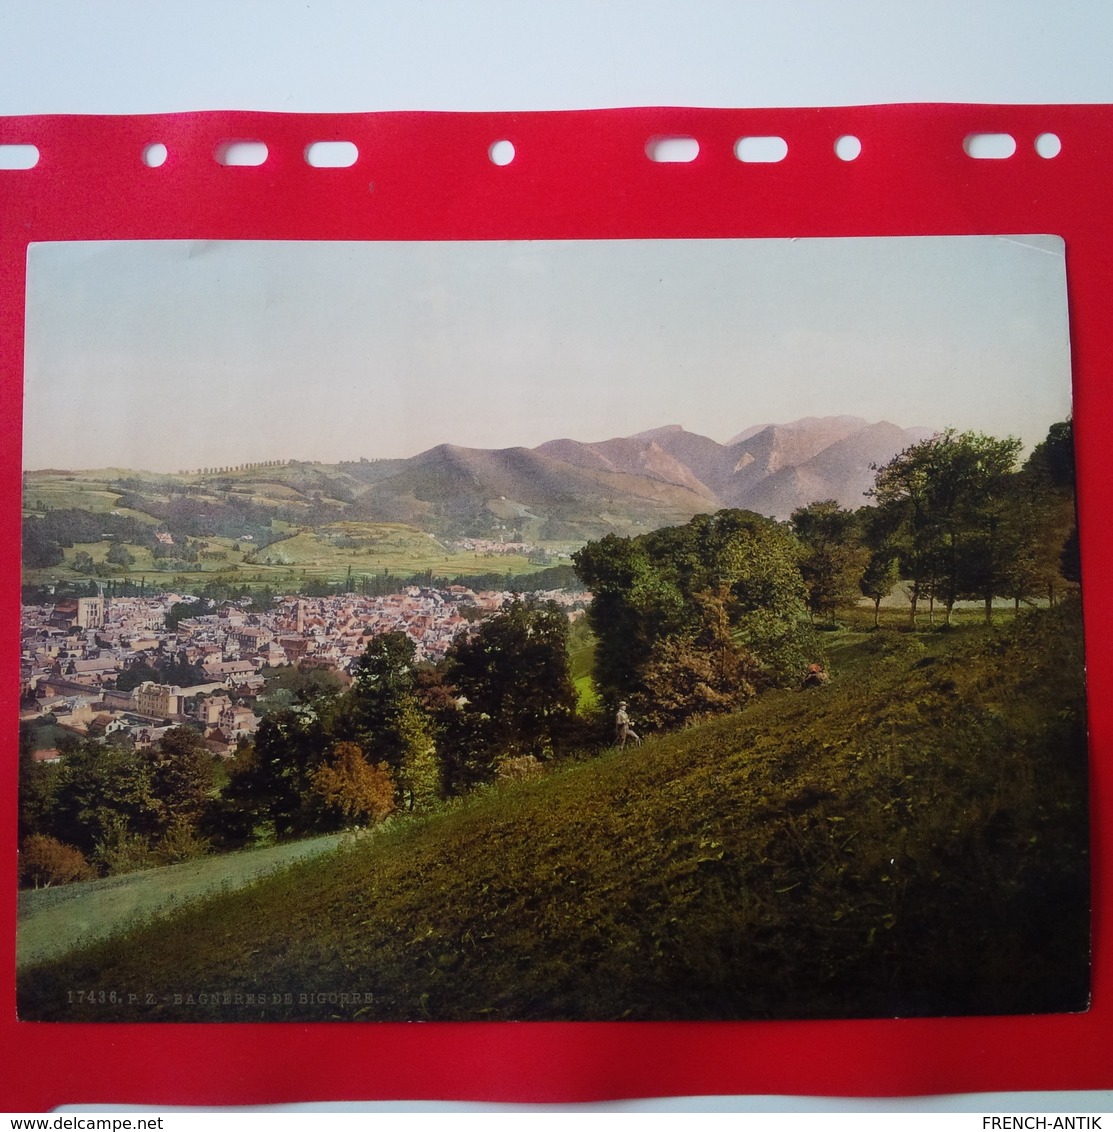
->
[2,105,1110,1109]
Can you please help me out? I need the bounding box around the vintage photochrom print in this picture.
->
[16,236,1088,1022]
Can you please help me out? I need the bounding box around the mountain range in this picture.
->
[27,416,935,546]
[337,415,934,539]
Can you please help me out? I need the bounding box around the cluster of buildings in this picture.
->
[448,538,541,556]
[20,583,590,761]
[446,537,576,560]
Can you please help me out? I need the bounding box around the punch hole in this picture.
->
[305,141,358,168]
[142,143,168,168]
[734,136,788,163]
[214,140,268,167]
[0,144,40,170]
[489,140,515,166]
[646,136,699,163]
[963,133,1016,159]
[835,135,861,161]
[1035,132,1062,159]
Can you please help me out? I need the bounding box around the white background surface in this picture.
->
[4,0,1113,1114]
[3,1,1113,114]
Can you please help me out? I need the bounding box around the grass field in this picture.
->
[22,469,559,589]
[248,526,539,578]
[24,486,124,513]
[17,833,348,970]
[23,530,553,592]
[17,600,1088,1022]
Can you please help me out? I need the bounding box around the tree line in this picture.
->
[575,420,1077,728]
[799,421,1077,628]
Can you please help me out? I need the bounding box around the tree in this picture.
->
[21,521,64,568]
[1018,419,1079,604]
[106,542,136,568]
[335,632,418,770]
[791,501,867,624]
[637,586,758,730]
[19,835,97,888]
[1027,418,1075,490]
[410,663,482,797]
[871,430,1022,625]
[116,660,161,693]
[256,663,346,717]
[164,601,196,632]
[93,816,155,876]
[395,699,442,811]
[577,510,817,710]
[870,435,943,626]
[859,550,901,628]
[161,652,208,689]
[311,741,396,826]
[1060,526,1082,585]
[18,722,59,841]
[146,726,217,832]
[444,597,578,762]
[572,533,688,705]
[50,740,161,856]
[221,708,330,839]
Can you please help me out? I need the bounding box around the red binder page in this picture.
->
[1,105,1109,1109]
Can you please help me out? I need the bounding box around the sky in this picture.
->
[23,235,1073,472]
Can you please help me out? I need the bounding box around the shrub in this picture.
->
[20,835,97,888]
[494,754,545,782]
[93,818,154,876]
[154,818,212,865]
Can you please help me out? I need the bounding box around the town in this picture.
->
[20,584,590,760]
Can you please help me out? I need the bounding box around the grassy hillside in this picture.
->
[22,468,562,588]
[18,602,1089,1022]
[246,525,537,579]
[17,833,347,969]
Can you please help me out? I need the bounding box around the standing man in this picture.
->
[614,700,641,748]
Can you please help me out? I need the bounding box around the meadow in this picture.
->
[17,833,347,969]
[22,468,552,589]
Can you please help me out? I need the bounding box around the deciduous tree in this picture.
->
[859,550,901,628]
[19,834,96,888]
[576,510,816,710]
[871,430,1022,625]
[50,740,161,856]
[444,597,578,761]
[311,741,395,826]
[791,500,867,624]
[146,726,217,831]
[335,631,418,770]
[222,708,330,839]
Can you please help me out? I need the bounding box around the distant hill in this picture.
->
[723,420,935,516]
[24,416,934,542]
[351,442,720,541]
[724,415,869,449]
[532,416,931,522]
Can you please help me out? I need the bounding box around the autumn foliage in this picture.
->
[311,742,396,825]
[20,834,97,888]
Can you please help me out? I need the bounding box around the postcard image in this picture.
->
[15,235,1088,1021]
